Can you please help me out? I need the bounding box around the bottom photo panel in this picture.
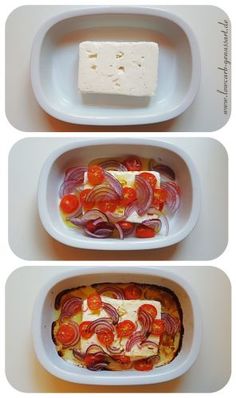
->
[5,266,231,393]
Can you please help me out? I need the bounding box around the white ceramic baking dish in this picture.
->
[31,6,201,125]
[32,267,202,385]
[37,139,200,250]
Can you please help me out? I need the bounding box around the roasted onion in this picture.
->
[97,285,125,300]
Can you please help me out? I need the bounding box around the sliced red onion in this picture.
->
[86,185,120,203]
[147,209,169,236]
[114,223,124,239]
[142,219,162,233]
[98,160,128,171]
[59,321,80,347]
[66,205,83,220]
[106,345,124,354]
[64,166,87,182]
[87,318,114,334]
[60,297,82,320]
[97,285,125,300]
[126,331,146,352]
[138,309,154,335]
[84,224,114,239]
[104,171,123,197]
[135,175,153,216]
[161,182,180,214]
[87,361,109,371]
[161,312,181,336]
[73,349,84,360]
[139,340,159,350]
[102,302,119,324]
[149,160,176,181]
[71,210,109,225]
[85,344,105,355]
[59,180,82,198]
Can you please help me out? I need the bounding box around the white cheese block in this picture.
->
[80,296,161,360]
[78,41,159,96]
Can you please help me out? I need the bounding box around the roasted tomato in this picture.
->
[120,187,137,206]
[135,225,155,238]
[133,359,154,371]
[113,355,131,364]
[97,200,118,213]
[79,321,93,339]
[87,293,102,311]
[84,353,105,367]
[118,221,134,233]
[87,165,105,185]
[80,189,94,210]
[139,304,157,319]
[124,284,142,300]
[123,156,142,171]
[139,172,157,189]
[151,319,165,336]
[60,194,80,214]
[153,188,168,209]
[116,320,136,338]
[56,323,78,346]
[97,331,114,346]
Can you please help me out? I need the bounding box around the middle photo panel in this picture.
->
[8,137,227,261]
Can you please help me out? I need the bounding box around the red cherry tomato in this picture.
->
[139,304,157,319]
[151,319,165,336]
[84,353,105,367]
[60,194,79,214]
[118,221,134,233]
[153,188,168,208]
[80,189,94,210]
[87,293,102,311]
[139,172,157,189]
[123,156,142,171]
[116,320,136,338]
[56,323,77,345]
[121,187,137,206]
[113,355,131,364]
[135,225,155,239]
[124,284,142,300]
[97,331,114,346]
[97,201,118,213]
[87,165,105,186]
[86,220,97,233]
[134,359,154,371]
[79,321,93,339]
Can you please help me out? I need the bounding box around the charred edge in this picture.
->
[51,321,57,345]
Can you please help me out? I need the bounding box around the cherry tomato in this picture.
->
[97,200,118,213]
[86,220,97,233]
[139,304,157,319]
[97,331,114,346]
[118,221,134,233]
[113,355,131,364]
[56,323,77,345]
[123,156,142,171]
[60,194,79,214]
[87,293,102,311]
[84,353,105,367]
[153,188,168,207]
[79,321,93,339]
[116,320,136,338]
[87,165,105,186]
[139,172,157,189]
[124,284,142,300]
[151,319,165,336]
[135,225,156,239]
[80,189,94,210]
[134,359,154,371]
[121,187,137,206]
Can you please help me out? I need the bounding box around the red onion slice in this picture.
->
[87,318,114,334]
[102,302,119,324]
[138,309,154,335]
[98,160,128,171]
[139,340,159,350]
[84,224,114,239]
[126,331,146,352]
[97,285,125,300]
[59,180,82,198]
[85,344,106,355]
[114,223,124,239]
[149,160,176,181]
[86,185,120,203]
[142,219,162,233]
[64,166,87,182]
[161,312,181,336]
[161,182,180,214]
[73,210,109,225]
[104,171,123,197]
[87,361,109,371]
[59,321,80,347]
[60,297,82,320]
[135,175,153,216]
[106,345,124,354]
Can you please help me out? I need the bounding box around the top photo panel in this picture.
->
[5,5,231,132]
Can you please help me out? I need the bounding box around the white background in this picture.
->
[1,1,235,398]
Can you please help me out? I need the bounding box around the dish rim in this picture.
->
[32,266,202,385]
[37,138,201,251]
[30,6,201,126]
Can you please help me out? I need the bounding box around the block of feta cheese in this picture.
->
[83,170,161,224]
[78,41,159,96]
[80,296,161,360]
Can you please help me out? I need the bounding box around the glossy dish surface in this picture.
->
[32,267,202,385]
[31,7,201,125]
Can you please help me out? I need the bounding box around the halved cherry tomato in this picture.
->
[84,353,104,367]
[113,355,131,364]
[80,189,94,210]
[86,220,97,233]
[153,188,168,206]
[97,331,114,346]
[60,194,79,214]
[120,187,137,206]
[87,165,105,185]
[56,323,77,345]
[133,359,154,371]
[116,320,136,338]
[139,172,157,189]
[97,200,118,213]
[123,156,142,171]
[79,321,93,339]
[135,225,155,239]
[151,319,165,336]
[118,221,134,233]
[124,284,142,300]
[139,304,157,319]
[87,293,102,311]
